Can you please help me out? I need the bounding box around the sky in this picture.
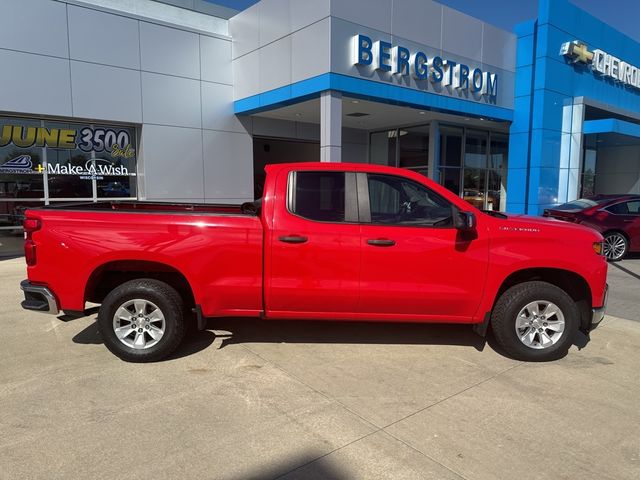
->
[206,0,640,42]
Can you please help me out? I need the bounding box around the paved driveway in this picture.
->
[1,257,639,480]
[606,254,640,321]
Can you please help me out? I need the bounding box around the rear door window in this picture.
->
[626,201,640,215]
[289,171,346,222]
[607,201,640,215]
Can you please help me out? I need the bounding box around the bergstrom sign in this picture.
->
[561,40,640,91]
[352,34,498,98]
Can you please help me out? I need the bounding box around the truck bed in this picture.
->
[36,201,254,216]
[24,200,264,316]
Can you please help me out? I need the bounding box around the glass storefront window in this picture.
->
[440,126,463,167]
[95,126,138,198]
[399,125,429,170]
[487,170,503,211]
[440,167,461,196]
[489,133,509,211]
[464,130,488,169]
[370,130,397,166]
[0,116,138,256]
[368,123,509,211]
[462,168,486,209]
[46,123,94,198]
[0,200,45,257]
[439,126,463,195]
[0,118,45,200]
[581,149,597,197]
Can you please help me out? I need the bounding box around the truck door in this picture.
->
[265,169,361,318]
[614,199,640,251]
[357,172,488,321]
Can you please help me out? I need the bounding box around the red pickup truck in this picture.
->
[21,163,608,362]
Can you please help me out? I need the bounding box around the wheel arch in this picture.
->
[602,229,630,241]
[494,267,592,332]
[84,260,196,310]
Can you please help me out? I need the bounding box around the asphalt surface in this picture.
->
[606,254,640,321]
[1,256,639,480]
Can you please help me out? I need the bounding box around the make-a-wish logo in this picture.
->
[45,159,131,177]
[0,155,34,173]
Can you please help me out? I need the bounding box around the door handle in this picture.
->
[367,238,396,247]
[623,219,634,223]
[279,235,308,244]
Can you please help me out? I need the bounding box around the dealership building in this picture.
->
[2,0,640,255]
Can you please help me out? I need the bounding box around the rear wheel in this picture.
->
[491,281,579,361]
[97,279,185,362]
[603,232,628,261]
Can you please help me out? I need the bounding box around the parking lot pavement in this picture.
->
[1,257,639,480]
[605,255,640,321]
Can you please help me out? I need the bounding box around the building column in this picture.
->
[427,121,440,182]
[567,101,584,201]
[320,90,342,162]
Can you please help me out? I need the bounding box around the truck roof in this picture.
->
[264,161,423,176]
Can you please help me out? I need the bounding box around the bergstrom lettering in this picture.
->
[352,34,498,98]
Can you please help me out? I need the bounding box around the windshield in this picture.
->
[553,198,608,211]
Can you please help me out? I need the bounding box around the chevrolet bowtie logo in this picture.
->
[560,41,594,64]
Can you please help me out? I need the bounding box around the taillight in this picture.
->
[25,240,36,266]
[23,217,41,266]
[23,218,41,233]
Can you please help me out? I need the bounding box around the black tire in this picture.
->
[491,281,579,361]
[603,231,628,262]
[97,279,185,362]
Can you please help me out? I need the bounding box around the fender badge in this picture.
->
[499,226,541,233]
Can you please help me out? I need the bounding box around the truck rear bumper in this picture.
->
[591,283,608,328]
[20,280,59,315]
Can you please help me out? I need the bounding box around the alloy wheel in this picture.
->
[112,299,166,350]
[603,233,627,261]
[515,300,565,350]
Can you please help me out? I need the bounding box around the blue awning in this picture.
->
[583,118,640,138]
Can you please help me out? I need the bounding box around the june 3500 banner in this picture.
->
[0,120,136,179]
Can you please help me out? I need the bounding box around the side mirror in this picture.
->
[452,206,476,231]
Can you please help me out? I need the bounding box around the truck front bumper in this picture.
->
[591,283,608,328]
[20,280,59,315]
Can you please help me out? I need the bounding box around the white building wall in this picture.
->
[230,0,332,100]
[0,0,253,204]
[230,0,516,109]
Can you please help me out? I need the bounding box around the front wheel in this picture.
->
[97,279,185,362]
[491,281,579,361]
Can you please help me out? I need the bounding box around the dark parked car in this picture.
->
[544,195,640,261]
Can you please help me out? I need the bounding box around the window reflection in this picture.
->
[370,130,397,166]
[399,126,429,170]
[0,116,138,255]
[439,126,463,195]
[0,118,44,200]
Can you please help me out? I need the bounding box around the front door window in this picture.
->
[367,174,452,226]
